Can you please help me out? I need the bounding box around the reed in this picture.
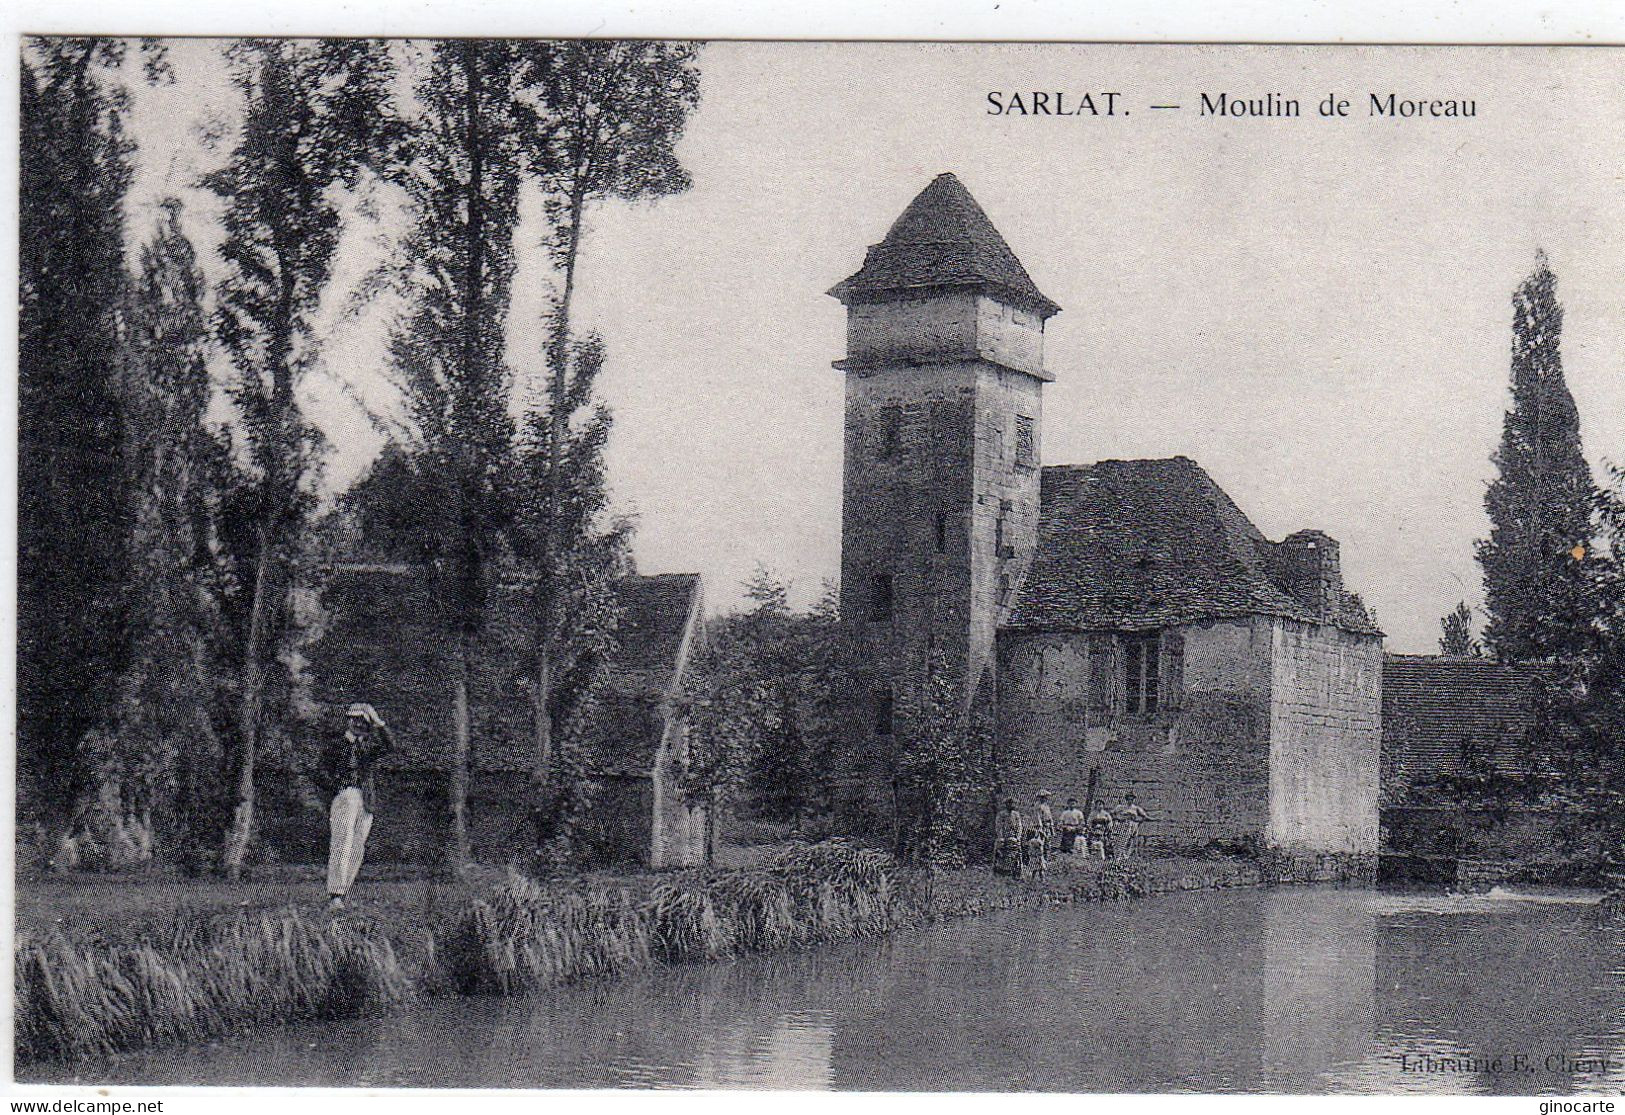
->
[442,874,653,995]
[18,840,924,1060]
[446,839,922,992]
[15,910,410,1064]
[646,876,736,961]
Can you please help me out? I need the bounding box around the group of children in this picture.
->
[993,789,1152,879]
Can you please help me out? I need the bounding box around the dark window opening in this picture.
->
[873,687,894,737]
[1015,414,1036,468]
[935,511,948,553]
[878,405,903,459]
[869,573,894,622]
[1123,633,1160,716]
[996,499,1015,558]
[999,573,1012,606]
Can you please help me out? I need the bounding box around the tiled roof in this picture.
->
[1382,654,1544,782]
[1005,457,1380,634]
[828,172,1061,318]
[603,573,702,699]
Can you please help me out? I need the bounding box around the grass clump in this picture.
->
[15,909,409,1064]
[448,839,920,993]
[444,874,652,995]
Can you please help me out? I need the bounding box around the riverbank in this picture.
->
[14,845,1368,1067]
[928,847,1372,918]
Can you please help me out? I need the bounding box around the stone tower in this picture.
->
[829,172,1060,834]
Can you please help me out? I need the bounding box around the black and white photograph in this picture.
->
[10,23,1625,1100]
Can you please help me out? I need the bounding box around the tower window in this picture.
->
[873,687,894,737]
[869,573,894,622]
[878,405,903,458]
[999,573,1012,606]
[1015,415,1036,469]
[996,500,1014,558]
[935,511,948,553]
[1123,633,1160,717]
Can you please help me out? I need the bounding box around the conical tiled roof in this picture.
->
[829,173,1060,318]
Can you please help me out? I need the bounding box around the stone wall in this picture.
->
[844,292,1046,377]
[1267,620,1382,853]
[836,349,1045,843]
[838,360,1043,701]
[968,363,1044,688]
[840,360,979,706]
[995,618,1273,849]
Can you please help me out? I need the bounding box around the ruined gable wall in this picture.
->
[651,719,709,868]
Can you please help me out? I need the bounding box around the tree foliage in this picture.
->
[1439,601,1481,657]
[1477,255,1600,664]
[384,40,545,871]
[16,37,706,874]
[18,38,142,864]
[1563,465,1625,855]
[509,40,701,857]
[509,333,630,863]
[205,38,397,877]
[100,201,235,870]
[679,573,856,834]
[894,656,992,867]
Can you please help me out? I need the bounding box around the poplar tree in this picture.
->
[108,200,232,868]
[387,40,531,871]
[206,39,395,878]
[511,41,701,853]
[1477,254,1599,664]
[18,38,139,867]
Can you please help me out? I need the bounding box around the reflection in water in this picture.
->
[32,887,1625,1093]
[1325,891,1625,1095]
[1261,888,1376,1087]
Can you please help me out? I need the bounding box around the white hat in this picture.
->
[346,702,385,727]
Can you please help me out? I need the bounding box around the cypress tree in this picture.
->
[1476,253,1599,663]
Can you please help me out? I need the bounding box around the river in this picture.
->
[34,886,1625,1093]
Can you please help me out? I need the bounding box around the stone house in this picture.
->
[292,567,710,869]
[830,172,1384,856]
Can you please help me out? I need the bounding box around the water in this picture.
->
[36,887,1625,1093]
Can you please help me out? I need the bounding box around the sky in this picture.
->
[119,41,1625,653]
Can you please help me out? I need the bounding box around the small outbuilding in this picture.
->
[292,566,710,869]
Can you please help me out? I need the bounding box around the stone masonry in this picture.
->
[828,172,1383,857]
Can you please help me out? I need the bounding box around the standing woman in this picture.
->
[324,702,394,909]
